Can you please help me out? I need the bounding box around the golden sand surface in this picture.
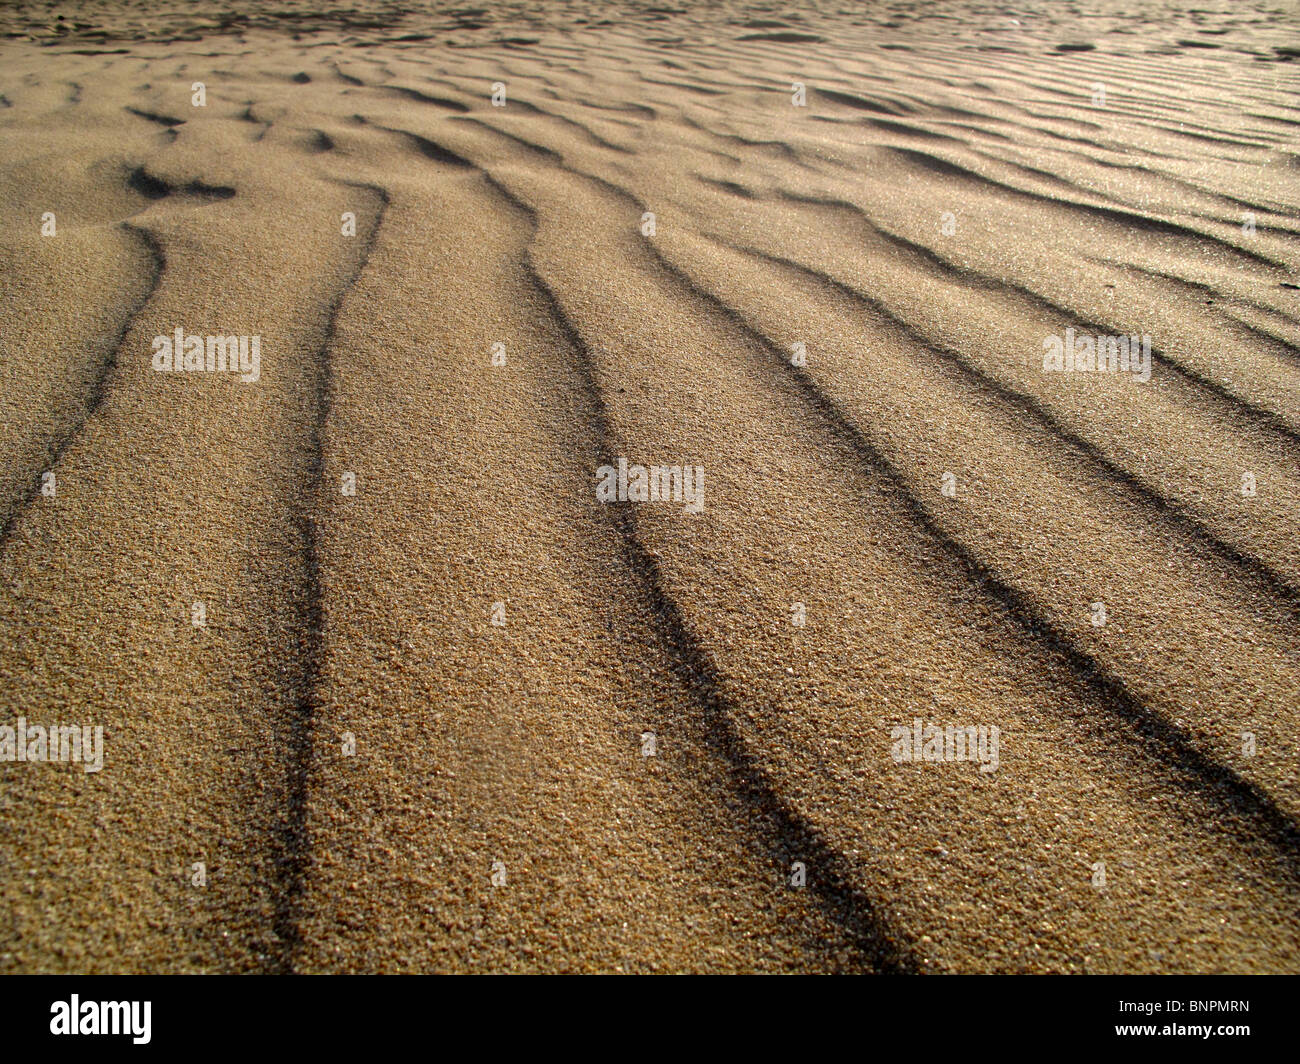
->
[0,0,1298,972]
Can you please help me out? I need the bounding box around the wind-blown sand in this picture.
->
[1,0,1298,973]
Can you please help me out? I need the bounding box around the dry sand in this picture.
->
[1,0,1298,973]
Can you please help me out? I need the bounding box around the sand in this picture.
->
[0,0,1298,973]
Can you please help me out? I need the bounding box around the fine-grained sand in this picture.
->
[1,0,1299,973]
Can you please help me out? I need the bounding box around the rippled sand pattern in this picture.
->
[1,1,1299,972]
